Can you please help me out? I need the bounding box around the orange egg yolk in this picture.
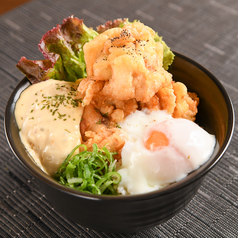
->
[144,130,169,151]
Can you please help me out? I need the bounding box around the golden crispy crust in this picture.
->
[78,22,199,156]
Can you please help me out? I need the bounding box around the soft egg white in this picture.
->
[117,110,216,195]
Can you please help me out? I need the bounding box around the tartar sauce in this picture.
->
[15,79,83,176]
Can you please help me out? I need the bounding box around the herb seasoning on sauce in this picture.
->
[15,79,83,176]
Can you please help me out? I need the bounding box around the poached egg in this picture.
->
[117,110,216,195]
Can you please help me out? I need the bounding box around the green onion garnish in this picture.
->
[54,144,121,195]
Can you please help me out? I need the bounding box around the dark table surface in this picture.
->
[0,0,237,237]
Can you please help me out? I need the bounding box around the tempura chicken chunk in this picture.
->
[77,20,199,155]
[80,21,172,103]
[172,82,199,121]
[80,104,125,158]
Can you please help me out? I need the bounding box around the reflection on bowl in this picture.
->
[5,52,234,233]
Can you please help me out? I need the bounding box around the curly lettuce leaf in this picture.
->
[17,16,98,83]
[16,56,66,83]
[97,19,174,70]
[96,18,129,33]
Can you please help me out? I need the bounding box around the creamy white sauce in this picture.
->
[15,79,83,176]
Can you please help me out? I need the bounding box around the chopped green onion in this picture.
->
[54,144,121,195]
[67,177,83,184]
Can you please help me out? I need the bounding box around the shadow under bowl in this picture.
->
[4,52,235,233]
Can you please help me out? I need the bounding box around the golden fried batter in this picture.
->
[80,104,125,158]
[80,21,172,104]
[77,21,199,154]
[172,82,199,121]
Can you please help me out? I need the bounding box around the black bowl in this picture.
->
[5,52,234,233]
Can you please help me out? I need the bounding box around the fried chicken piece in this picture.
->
[172,82,199,121]
[80,103,126,159]
[142,82,199,121]
[89,93,138,122]
[80,104,105,139]
[77,20,200,161]
[84,125,125,160]
[81,21,172,104]
[156,87,176,114]
[140,95,160,111]
[78,78,104,106]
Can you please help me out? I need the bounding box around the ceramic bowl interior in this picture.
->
[5,52,234,233]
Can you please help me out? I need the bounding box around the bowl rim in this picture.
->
[4,51,235,201]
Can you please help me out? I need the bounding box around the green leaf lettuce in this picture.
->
[17,16,98,83]
[154,33,175,70]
